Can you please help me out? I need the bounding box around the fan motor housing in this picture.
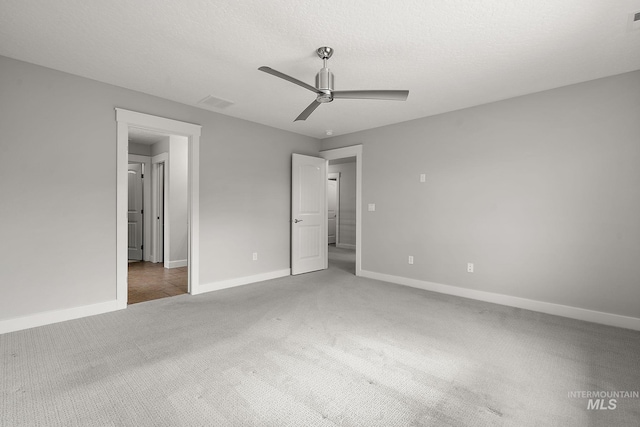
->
[316,67,334,91]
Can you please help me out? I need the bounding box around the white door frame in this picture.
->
[128,154,151,261]
[320,145,362,276]
[116,108,201,308]
[151,153,168,264]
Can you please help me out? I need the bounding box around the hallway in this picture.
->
[127,262,187,304]
[328,244,355,274]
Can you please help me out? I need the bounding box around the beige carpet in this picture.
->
[1,247,639,426]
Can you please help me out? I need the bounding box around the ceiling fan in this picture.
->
[258,47,409,121]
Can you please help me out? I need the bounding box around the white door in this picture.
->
[155,162,165,262]
[292,154,328,275]
[128,163,144,260]
[327,178,338,244]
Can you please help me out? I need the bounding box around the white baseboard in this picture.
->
[336,243,356,250]
[0,300,122,335]
[361,270,640,331]
[166,259,188,269]
[194,269,291,295]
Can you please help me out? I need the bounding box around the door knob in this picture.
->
[294,219,303,223]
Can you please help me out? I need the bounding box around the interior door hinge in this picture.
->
[141,245,143,250]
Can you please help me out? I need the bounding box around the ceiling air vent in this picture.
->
[198,95,234,109]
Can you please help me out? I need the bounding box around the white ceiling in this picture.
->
[1,1,639,139]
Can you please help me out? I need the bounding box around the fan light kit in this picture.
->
[259,47,409,121]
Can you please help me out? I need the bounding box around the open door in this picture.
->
[292,154,328,275]
[151,159,165,263]
[128,163,144,260]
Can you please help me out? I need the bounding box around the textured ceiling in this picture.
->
[1,0,639,139]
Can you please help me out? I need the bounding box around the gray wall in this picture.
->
[168,135,188,264]
[328,160,356,246]
[322,71,640,319]
[0,55,320,321]
[151,139,169,157]
[128,142,151,156]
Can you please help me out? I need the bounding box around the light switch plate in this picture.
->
[368,203,376,212]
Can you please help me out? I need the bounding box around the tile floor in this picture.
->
[127,261,188,304]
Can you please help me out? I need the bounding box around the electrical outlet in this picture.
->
[252,252,258,261]
[420,173,426,183]
[467,263,474,273]
[368,203,376,212]
[408,256,414,265]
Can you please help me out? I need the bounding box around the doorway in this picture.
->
[116,109,202,308]
[327,159,356,274]
[127,131,189,304]
[320,145,362,276]
[328,173,339,245]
